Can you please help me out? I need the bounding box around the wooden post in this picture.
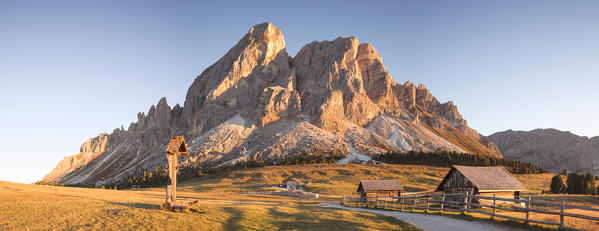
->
[412,196,416,210]
[492,194,496,218]
[162,136,189,211]
[400,198,404,210]
[525,196,530,223]
[377,196,380,208]
[441,193,445,211]
[560,200,565,228]
[462,192,469,213]
[426,195,430,212]
[167,154,178,204]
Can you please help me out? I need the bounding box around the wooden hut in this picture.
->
[357,180,404,201]
[285,178,308,191]
[435,165,526,205]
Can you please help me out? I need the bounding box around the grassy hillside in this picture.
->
[0,163,569,230]
[180,164,554,195]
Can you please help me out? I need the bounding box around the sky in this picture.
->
[0,0,598,183]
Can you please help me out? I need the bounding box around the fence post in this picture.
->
[560,200,565,229]
[441,193,445,211]
[400,198,404,210]
[462,192,469,213]
[525,196,530,223]
[492,194,496,218]
[426,194,430,212]
[412,196,416,210]
[376,196,380,208]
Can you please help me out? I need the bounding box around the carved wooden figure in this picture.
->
[163,136,189,209]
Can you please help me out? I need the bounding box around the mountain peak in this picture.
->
[248,22,277,37]
[242,22,286,56]
[45,23,502,187]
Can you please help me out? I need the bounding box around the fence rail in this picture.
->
[342,193,599,231]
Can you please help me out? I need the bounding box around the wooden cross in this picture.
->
[163,136,188,209]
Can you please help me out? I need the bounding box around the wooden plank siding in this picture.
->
[440,169,476,202]
[437,166,524,204]
[361,190,401,201]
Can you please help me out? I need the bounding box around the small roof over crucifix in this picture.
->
[166,136,189,155]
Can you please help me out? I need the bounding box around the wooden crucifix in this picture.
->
[162,136,189,210]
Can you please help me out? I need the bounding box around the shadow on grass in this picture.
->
[222,207,244,230]
[109,202,160,210]
[266,205,402,230]
[1,186,23,191]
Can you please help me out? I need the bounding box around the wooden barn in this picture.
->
[357,180,404,201]
[435,165,526,205]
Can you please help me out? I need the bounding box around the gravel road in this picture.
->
[320,203,526,231]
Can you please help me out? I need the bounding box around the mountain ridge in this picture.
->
[43,22,501,187]
[489,128,599,175]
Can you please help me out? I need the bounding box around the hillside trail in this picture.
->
[319,203,525,231]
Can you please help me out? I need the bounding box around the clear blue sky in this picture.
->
[1,0,597,183]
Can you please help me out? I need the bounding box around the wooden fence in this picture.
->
[342,192,599,231]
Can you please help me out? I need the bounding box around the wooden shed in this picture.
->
[435,165,526,205]
[285,178,308,191]
[357,180,404,201]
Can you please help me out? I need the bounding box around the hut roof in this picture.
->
[436,165,526,192]
[357,180,404,192]
[166,136,189,155]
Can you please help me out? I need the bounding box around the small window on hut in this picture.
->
[514,191,520,200]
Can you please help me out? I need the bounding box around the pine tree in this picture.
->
[566,173,578,194]
[584,173,596,195]
[550,175,566,194]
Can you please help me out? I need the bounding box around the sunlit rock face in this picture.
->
[44,22,501,187]
[489,129,599,175]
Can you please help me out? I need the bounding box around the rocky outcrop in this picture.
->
[183,22,294,137]
[43,22,502,187]
[489,129,599,175]
[43,133,109,182]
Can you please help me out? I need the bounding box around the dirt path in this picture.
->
[320,203,525,231]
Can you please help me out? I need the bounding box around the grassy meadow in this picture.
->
[0,180,417,230]
[0,163,593,230]
[181,164,554,195]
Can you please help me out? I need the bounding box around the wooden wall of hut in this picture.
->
[360,191,401,201]
[441,170,476,201]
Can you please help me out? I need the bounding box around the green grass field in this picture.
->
[0,163,579,230]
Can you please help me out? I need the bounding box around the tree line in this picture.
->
[374,150,547,174]
[39,150,548,190]
[550,173,598,195]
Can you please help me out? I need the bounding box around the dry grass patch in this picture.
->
[0,181,418,230]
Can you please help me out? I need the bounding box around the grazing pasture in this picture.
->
[0,164,578,230]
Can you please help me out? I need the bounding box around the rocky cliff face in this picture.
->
[489,129,599,175]
[43,22,501,187]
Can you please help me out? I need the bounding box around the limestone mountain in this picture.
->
[489,129,599,175]
[43,22,501,187]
